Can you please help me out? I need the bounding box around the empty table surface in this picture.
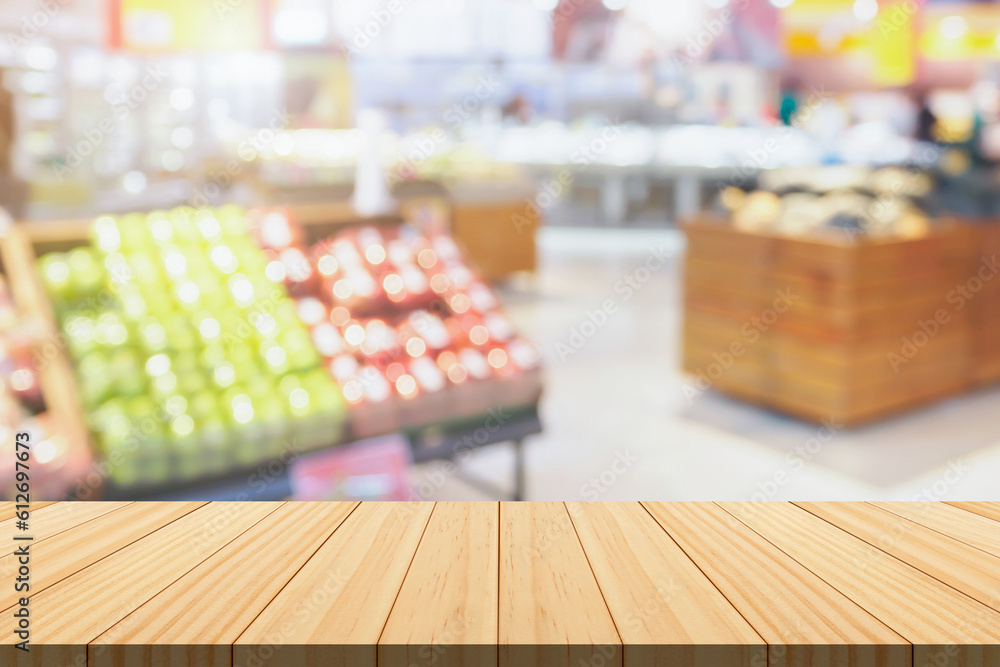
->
[2,501,999,667]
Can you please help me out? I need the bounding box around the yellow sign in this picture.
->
[873,1,915,86]
[116,0,264,51]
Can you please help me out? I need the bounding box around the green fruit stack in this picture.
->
[38,205,347,488]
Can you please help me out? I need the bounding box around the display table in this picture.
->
[3,501,999,666]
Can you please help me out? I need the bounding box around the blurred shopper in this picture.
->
[779,79,799,126]
[914,92,937,143]
[502,93,533,124]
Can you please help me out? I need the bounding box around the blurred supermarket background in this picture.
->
[2,0,1000,502]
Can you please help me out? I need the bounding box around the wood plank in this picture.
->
[721,502,1000,667]
[5,501,1000,663]
[0,502,281,667]
[795,502,1000,614]
[234,501,434,667]
[91,501,358,667]
[0,501,130,546]
[642,502,910,667]
[566,502,763,667]
[871,501,1000,558]
[499,502,622,667]
[379,502,499,667]
[0,502,204,610]
[945,501,1000,524]
[0,501,56,522]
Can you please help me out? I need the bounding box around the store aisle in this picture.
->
[415,227,1000,501]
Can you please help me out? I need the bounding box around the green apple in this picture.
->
[259,340,289,375]
[137,317,169,354]
[39,253,72,303]
[117,213,154,252]
[77,351,112,407]
[225,341,255,370]
[280,328,320,371]
[167,207,201,246]
[193,311,223,345]
[108,348,145,396]
[217,204,249,238]
[127,251,165,288]
[67,248,105,299]
[188,390,220,421]
[62,312,98,357]
[169,413,202,480]
[200,343,226,368]
[117,284,149,322]
[162,314,196,351]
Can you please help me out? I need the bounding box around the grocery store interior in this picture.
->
[2,0,999,502]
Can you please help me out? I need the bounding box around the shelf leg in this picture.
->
[512,438,525,501]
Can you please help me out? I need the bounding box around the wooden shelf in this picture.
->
[2,501,999,666]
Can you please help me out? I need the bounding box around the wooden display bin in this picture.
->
[683,218,980,426]
[446,182,538,282]
[966,222,1000,386]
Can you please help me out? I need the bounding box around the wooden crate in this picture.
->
[0,227,92,482]
[682,218,979,426]
[959,221,1000,387]
[448,183,538,281]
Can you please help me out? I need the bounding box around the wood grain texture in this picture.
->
[379,502,499,667]
[499,502,622,667]
[795,501,1000,613]
[91,502,358,667]
[642,502,909,667]
[0,501,56,522]
[0,502,280,667]
[5,501,1000,667]
[234,501,434,667]
[0,501,130,545]
[721,501,1000,667]
[568,502,764,667]
[0,501,203,610]
[946,501,1000,524]
[872,501,1000,557]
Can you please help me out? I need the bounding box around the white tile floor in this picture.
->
[416,227,1000,501]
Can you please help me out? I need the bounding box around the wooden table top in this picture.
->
[2,501,999,667]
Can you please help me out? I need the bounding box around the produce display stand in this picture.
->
[6,203,542,501]
[104,404,540,501]
[683,217,981,425]
[968,221,1000,386]
[5,501,1000,666]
